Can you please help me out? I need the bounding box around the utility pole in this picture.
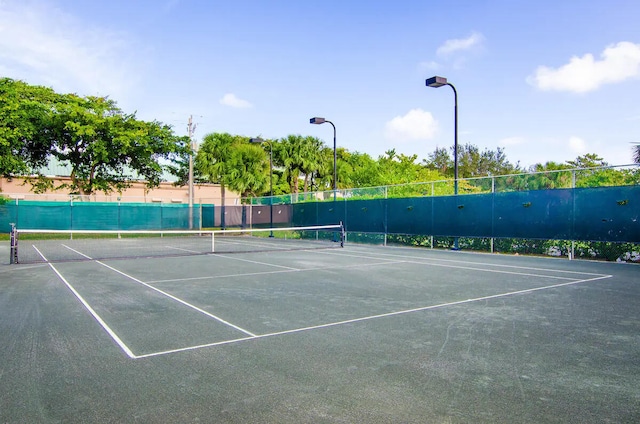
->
[187,115,196,229]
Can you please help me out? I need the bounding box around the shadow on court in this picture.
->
[1,241,639,423]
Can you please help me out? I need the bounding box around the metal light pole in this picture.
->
[250,138,274,237]
[187,115,196,229]
[426,76,459,249]
[309,117,337,199]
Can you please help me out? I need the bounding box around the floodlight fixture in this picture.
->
[309,116,337,197]
[426,76,448,88]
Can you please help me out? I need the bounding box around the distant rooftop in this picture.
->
[34,158,178,182]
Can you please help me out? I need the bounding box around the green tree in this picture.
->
[566,153,607,169]
[196,132,238,226]
[226,142,269,198]
[567,154,633,188]
[1,78,188,195]
[423,147,451,176]
[47,94,188,195]
[275,134,328,194]
[517,161,573,190]
[0,78,55,176]
[454,144,519,178]
[339,150,382,188]
[298,136,327,193]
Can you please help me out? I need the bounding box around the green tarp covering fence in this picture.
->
[1,185,638,242]
[292,186,639,242]
[0,201,203,232]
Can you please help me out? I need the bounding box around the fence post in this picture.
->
[384,185,388,246]
[9,223,17,264]
[491,176,495,253]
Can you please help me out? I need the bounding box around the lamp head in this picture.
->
[310,117,326,124]
[426,76,448,88]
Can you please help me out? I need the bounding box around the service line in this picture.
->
[134,273,612,359]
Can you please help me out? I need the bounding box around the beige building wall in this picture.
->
[0,176,241,204]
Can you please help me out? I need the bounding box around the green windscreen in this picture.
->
[2,186,638,242]
[288,185,639,243]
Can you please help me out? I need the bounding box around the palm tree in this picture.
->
[633,143,640,164]
[196,132,237,228]
[299,136,326,193]
[226,143,269,198]
[276,135,305,194]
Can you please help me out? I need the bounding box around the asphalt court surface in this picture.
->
[1,241,639,423]
[37,245,613,358]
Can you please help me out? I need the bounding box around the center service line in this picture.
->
[62,244,257,338]
[95,260,257,337]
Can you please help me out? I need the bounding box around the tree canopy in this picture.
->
[0,78,189,195]
[2,78,637,200]
[0,78,54,176]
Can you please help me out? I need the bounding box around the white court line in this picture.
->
[33,246,136,359]
[146,259,405,284]
[315,250,579,281]
[62,244,257,338]
[165,246,202,253]
[96,261,257,338]
[214,254,301,270]
[134,273,613,359]
[344,245,608,276]
[215,238,292,250]
[62,244,92,259]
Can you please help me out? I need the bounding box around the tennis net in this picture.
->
[9,224,345,264]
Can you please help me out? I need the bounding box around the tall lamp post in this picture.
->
[309,117,337,199]
[426,75,459,250]
[250,138,274,237]
[187,115,196,229]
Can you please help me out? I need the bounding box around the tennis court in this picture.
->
[1,234,639,423]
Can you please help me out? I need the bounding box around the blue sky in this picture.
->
[1,0,639,169]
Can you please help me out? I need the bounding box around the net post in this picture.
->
[340,221,345,248]
[211,231,215,253]
[9,223,18,264]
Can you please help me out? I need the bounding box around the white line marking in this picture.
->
[95,261,257,337]
[134,273,613,359]
[215,254,301,270]
[146,259,405,284]
[345,246,608,276]
[63,244,92,259]
[62,244,257,337]
[33,246,136,359]
[165,246,202,253]
[399,258,578,280]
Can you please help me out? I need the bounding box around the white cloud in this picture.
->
[219,93,253,109]
[436,32,484,56]
[528,41,640,93]
[568,136,588,154]
[0,1,143,100]
[498,136,526,147]
[384,109,438,141]
[419,60,441,72]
